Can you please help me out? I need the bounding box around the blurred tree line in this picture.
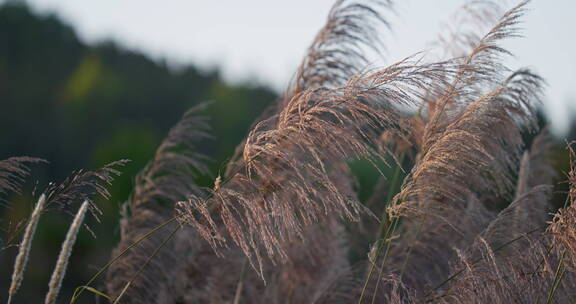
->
[0,2,277,191]
[0,2,275,302]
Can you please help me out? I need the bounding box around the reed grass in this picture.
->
[7,193,45,304]
[5,0,576,303]
[1,161,125,303]
[103,1,576,303]
[44,200,89,304]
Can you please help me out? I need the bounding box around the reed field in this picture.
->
[3,0,576,303]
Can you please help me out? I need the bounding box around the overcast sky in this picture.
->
[13,0,576,135]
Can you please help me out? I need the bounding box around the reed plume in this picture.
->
[391,69,542,216]
[549,205,576,272]
[289,0,392,95]
[380,69,543,296]
[174,0,452,277]
[548,143,576,272]
[219,0,395,289]
[436,153,569,302]
[7,193,46,304]
[481,129,556,251]
[513,128,557,198]
[347,2,543,299]
[106,105,213,303]
[420,0,529,155]
[6,160,126,304]
[45,200,89,304]
[178,59,450,275]
[417,113,564,303]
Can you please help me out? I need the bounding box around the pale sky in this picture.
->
[12,0,576,135]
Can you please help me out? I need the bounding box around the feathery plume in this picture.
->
[549,206,576,272]
[420,1,529,154]
[482,128,557,251]
[288,0,392,96]
[130,105,211,211]
[45,200,89,304]
[106,105,211,303]
[368,3,542,295]
[378,69,542,295]
[548,142,576,271]
[392,69,543,218]
[482,185,552,250]
[523,127,558,189]
[429,1,503,60]
[7,193,46,304]
[420,130,559,302]
[178,58,451,275]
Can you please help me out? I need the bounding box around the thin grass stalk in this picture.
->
[370,163,411,304]
[45,200,89,304]
[530,244,554,283]
[112,225,180,304]
[369,217,400,304]
[358,216,399,303]
[545,250,567,304]
[357,154,404,303]
[233,258,249,304]
[377,153,405,241]
[7,193,46,304]
[369,154,406,267]
[530,196,570,283]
